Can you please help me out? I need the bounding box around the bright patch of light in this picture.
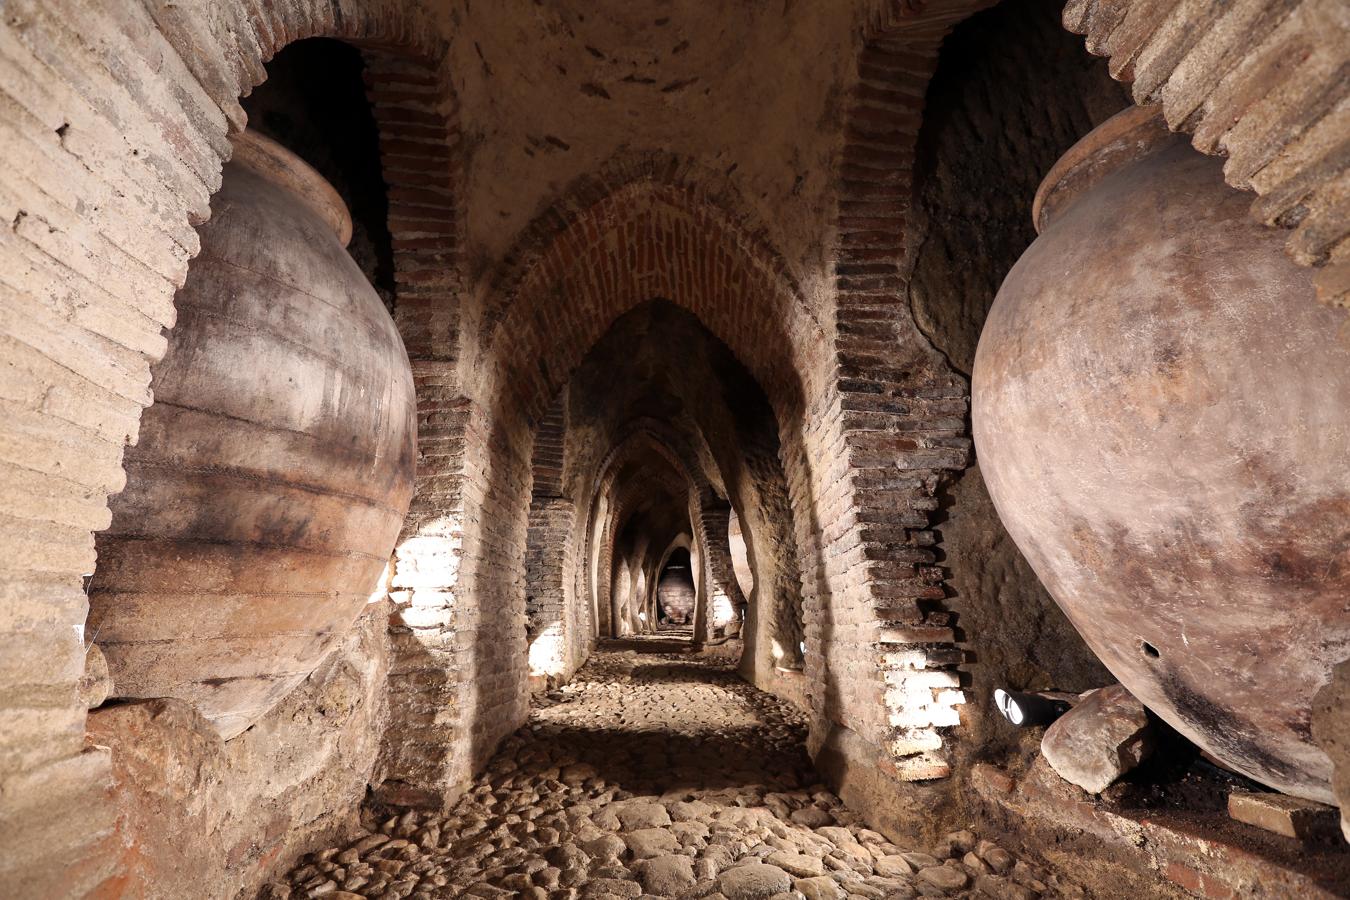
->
[994,688,1024,725]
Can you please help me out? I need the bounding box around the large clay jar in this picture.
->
[972,106,1350,803]
[656,562,696,624]
[89,132,416,739]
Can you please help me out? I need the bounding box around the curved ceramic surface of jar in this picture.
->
[973,106,1350,802]
[90,131,416,739]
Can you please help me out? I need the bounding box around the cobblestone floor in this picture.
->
[269,648,1084,899]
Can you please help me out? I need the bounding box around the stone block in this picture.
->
[1040,684,1152,794]
[1227,791,1340,841]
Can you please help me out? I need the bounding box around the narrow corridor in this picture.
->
[269,649,1079,900]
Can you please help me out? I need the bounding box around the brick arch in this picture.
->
[478,150,815,340]
[468,163,899,767]
[589,422,718,512]
[820,0,991,782]
[146,0,448,134]
[653,535,699,628]
[0,0,464,888]
[599,439,698,637]
[467,182,829,714]
[588,429,706,575]
[473,159,827,430]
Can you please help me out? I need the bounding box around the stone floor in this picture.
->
[267,648,1085,899]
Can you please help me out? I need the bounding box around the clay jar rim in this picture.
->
[228,129,354,247]
[1031,104,1185,235]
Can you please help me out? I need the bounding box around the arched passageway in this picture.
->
[1,0,1346,897]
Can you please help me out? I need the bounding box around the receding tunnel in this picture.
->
[562,301,806,675]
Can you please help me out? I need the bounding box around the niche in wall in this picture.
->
[242,38,396,309]
[909,0,1129,766]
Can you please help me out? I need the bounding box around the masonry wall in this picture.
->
[907,0,1127,776]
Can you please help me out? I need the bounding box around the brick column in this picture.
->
[524,496,576,685]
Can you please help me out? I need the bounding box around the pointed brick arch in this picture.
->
[474,157,827,431]
[417,173,835,801]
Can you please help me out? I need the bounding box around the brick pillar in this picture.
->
[692,495,746,638]
[828,25,977,778]
[524,496,576,686]
[379,387,533,804]
[378,377,474,805]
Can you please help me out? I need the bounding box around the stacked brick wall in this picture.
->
[906,0,1127,776]
[592,518,612,637]
[831,0,995,779]
[381,395,473,802]
[524,498,578,676]
[466,423,533,769]
[523,394,580,684]
[739,450,807,670]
